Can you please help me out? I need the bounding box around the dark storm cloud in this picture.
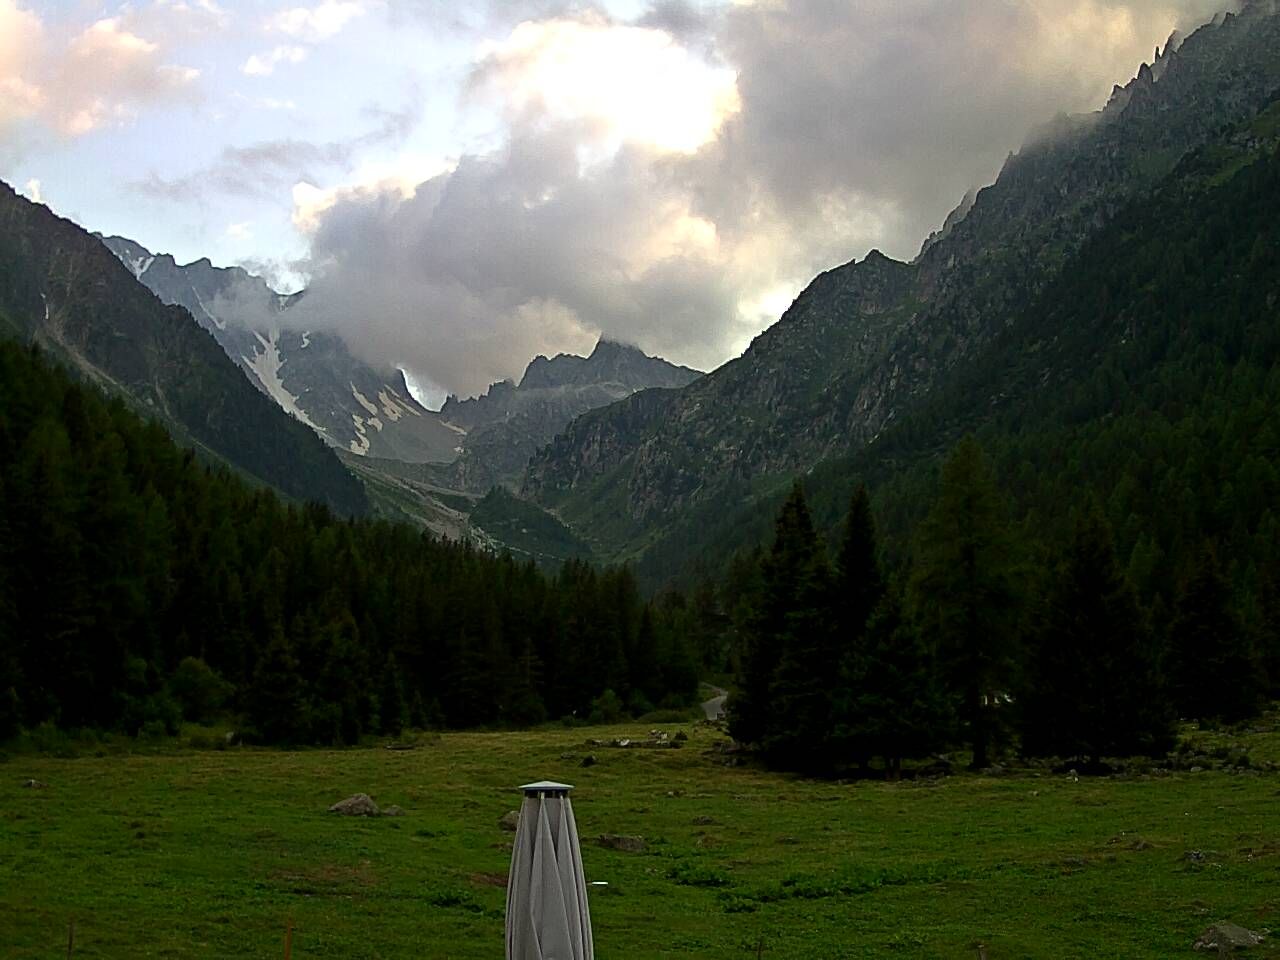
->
[682,0,1238,259]
[294,0,1239,397]
[289,121,740,397]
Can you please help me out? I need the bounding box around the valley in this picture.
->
[3,3,1280,957]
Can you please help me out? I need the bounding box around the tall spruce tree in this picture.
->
[837,583,951,778]
[1021,503,1173,763]
[1167,544,1265,724]
[0,472,19,739]
[729,482,832,759]
[244,626,309,744]
[1257,561,1280,698]
[835,486,885,636]
[830,485,886,770]
[909,437,1023,769]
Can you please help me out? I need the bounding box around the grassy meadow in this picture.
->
[2,719,1279,959]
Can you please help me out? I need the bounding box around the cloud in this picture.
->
[286,122,751,397]
[51,18,202,136]
[130,96,421,203]
[0,1,47,132]
[242,44,308,76]
[132,138,355,201]
[469,14,740,154]
[0,4,203,141]
[22,177,41,203]
[675,0,1235,260]
[290,0,1238,397]
[266,0,375,41]
[138,0,232,42]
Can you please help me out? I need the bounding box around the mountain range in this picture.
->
[3,0,1277,588]
[0,184,367,515]
[521,0,1280,580]
[97,235,700,498]
[97,235,462,464]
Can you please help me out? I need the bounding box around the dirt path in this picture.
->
[700,684,727,721]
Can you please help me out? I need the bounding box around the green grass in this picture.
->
[2,721,1279,959]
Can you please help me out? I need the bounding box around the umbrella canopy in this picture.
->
[506,781,594,960]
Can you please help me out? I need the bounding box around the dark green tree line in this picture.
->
[0,341,699,744]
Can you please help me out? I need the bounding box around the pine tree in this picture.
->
[0,472,20,739]
[1257,561,1280,697]
[377,652,409,736]
[1167,544,1264,724]
[838,585,951,778]
[1021,504,1173,763]
[244,626,309,744]
[835,485,885,644]
[830,485,888,771]
[729,482,835,772]
[730,484,805,745]
[909,437,1024,769]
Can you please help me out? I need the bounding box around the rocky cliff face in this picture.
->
[0,186,368,515]
[99,236,461,463]
[522,1,1280,561]
[100,238,702,487]
[432,338,701,492]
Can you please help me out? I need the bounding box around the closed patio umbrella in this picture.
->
[506,781,594,960]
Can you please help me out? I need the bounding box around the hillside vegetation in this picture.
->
[0,343,698,745]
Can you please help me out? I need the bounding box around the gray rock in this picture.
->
[597,834,646,853]
[22,779,47,789]
[329,793,379,816]
[499,810,521,832]
[1193,922,1265,952]
[382,805,405,817]
[580,754,597,768]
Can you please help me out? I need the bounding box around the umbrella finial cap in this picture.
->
[520,780,573,796]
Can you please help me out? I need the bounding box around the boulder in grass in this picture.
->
[499,810,521,832]
[1193,923,1265,952]
[329,793,380,816]
[597,834,646,853]
[382,805,405,817]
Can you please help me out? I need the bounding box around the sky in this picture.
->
[1,0,1237,401]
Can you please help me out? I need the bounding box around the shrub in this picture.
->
[588,689,625,725]
[168,658,234,723]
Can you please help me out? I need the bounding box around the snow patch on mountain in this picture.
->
[127,254,154,279]
[245,331,321,432]
[351,384,379,417]
[377,388,418,422]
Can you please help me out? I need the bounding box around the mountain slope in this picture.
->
[639,93,1280,590]
[98,236,461,463]
[99,236,702,490]
[523,1,1280,571]
[0,184,368,515]
[435,338,701,491]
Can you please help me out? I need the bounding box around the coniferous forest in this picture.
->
[0,341,700,744]
[726,440,1277,778]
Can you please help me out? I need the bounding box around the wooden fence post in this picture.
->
[284,916,294,960]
